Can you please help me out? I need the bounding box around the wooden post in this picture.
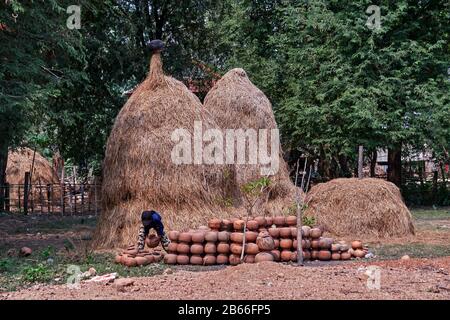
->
[81,184,85,214]
[94,183,98,215]
[39,185,44,213]
[62,184,66,215]
[5,183,10,212]
[74,184,77,214]
[47,184,51,214]
[69,184,74,215]
[295,158,307,266]
[18,185,21,212]
[358,145,364,179]
[23,172,30,214]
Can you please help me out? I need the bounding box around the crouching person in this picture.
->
[137,210,170,252]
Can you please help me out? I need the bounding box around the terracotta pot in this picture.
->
[152,251,163,262]
[318,238,333,250]
[245,231,258,243]
[168,231,179,242]
[164,253,177,265]
[311,250,320,260]
[254,216,266,227]
[273,239,280,248]
[331,252,341,261]
[176,254,189,265]
[146,234,161,248]
[290,227,298,239]
[270,250,281,261]
[217,242,230,254]
[246,220,259,231]
[351,240,363,250]
[318,250,331,261]
[286,216,297,226]
[353,249,365,258]
[203,254,216,265]
[230,232,244,244]
[331,243,341,252]
[204,231,218,243]
[208,218,222,230]
[302,239,311,249]
[310,228,322,239]
[191,232,205,243]
[340,244,350,252]
[221,219,233,231]
[293,239,298,249]
[255,252,274,263]
[265,217,274,227]
[216,254,229,265]
[168,242,178,253]
[256,231,275,251]
[204,242,217,254]
[217,231,230,242]
[135,256,148,266]
[229,254,241,266]
[280,239,293,250]
[144,254,155,264]
[280,250,292,262]
[190,255,203,265]
[301,226,311,238]
[273,216,286,227]
[279,227,292,238]
[340,251,352,260]
[303,250,311,260]
[124,256,137,267]
[230,243,243,255]
[245,243,259,255]
[125,248,138,256]
[114,254,123,264]
[268,227,279,238]
[190,244,204,255]
[311,240,320,250]
[176,243,190,254]
[244,254,256,264]
[233,219,245,231]
[178,232,192,243]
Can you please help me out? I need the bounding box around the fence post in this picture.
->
[81,184,85,215]
[18,185,21,212]
[4,183,10,212]
[23,172,30,214]
[358,145,364,179]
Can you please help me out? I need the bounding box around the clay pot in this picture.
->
[271,250,281,261]
[190,244,204,255]
[124,255,137,267]
[230,232,244,244]
[353,249,365,258]
[256,231,275,251]
[176,243,190,254]
[303,250,311,260]
[204,242,217,254]
[255,252,274,263]
[146,234,161,248]
[215,242,229,254]
[340,251,352,260]
[331,252,341,261]
[318,250,332,261]
[265,217,273,227]
[233,219,245,231]
[291,227,298,239]
[331,243,341,252]
[268,227,280,238]
[164,253,177,265]
[203,254,216,265]
[208,218,222,230]
[230,243,243,255]
[167,242,178,253]
[302,239,311,249]
[280,239,293,250]
[245,231,258,243]
[229,254,241,266]
[318,238,333,250]
[351,240,363,250]
[191,232,205,243]
[254,216,266,227]
[135,255,148,266]
[216,254,229,265]
[301,226,311,238]
[217,231,230,242]
[244,255,256,263]
[311,240,320,250]
[246,220,259,231]
[340,244,350,252]
[286,216,297,226]
[204,231,218,243]
[279,227,292,238]
[311,250,320,260]
[178,232,192,243]
[144,254,155,264]
[168,231,179,242]
[273,239,280,248]
[221,219,233,231]
[176,254,190,265]
[310,228,322,239]
[293,239,298,249]
[274,216,286,226]
[280,250,292,262]
[245,243,260,255]
[190,255,203,265]
[114,254,123,264]
[152,251,163,262]
[125,247,138,255]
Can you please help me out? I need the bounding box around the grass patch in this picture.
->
[411,208,450,220]
[371,243,450,260]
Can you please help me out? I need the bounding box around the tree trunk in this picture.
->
[387,145,402,187]
[0,142,8,211]
[370,150,377,177]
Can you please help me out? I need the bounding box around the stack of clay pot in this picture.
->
[115,245,164,267]
[163,216,364,265]
[348,240,368,259]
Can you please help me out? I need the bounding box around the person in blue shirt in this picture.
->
[137,210,170,251]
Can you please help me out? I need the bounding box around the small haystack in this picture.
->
[304,178,415,238]
[93,43,231,249]
[203,68,298,215]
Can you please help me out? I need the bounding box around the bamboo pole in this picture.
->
[296,158,308,266]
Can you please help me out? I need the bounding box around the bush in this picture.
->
[402,182,450,206]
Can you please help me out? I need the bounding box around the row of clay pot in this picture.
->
[206,216,301,233]
[114,246,164,267]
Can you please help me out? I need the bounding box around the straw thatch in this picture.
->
[6,148,61,207]
[203,68,298,216]
[93,51,233,249]
[304,178,415,238]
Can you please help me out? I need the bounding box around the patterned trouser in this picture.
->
[137,226,146,251]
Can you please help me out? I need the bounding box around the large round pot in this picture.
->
[318,250,332,261]
[273,239,280,249]
[310,228,322,239]
[217,231,230,242]
[233,219,245,231]
[190,255,203,265]
[270,250,281,261]
[168,231,179,242]
[114,254,123,264]
[229,254,241,266]
[311,240,320,250]
[331,252,341,261]
[245,231,258,243]
[273,216,286,227]
[244,254,256,264]
[303,250,311,260]
[208,218,222,230]
[167,242,178,253]
[290,227,298,239]
[230,243,243,255]
[230,232,244,244]
[204,242,217,254]
[280,250,292,262]
[318,238,333,250]
[331,243,341,252]
[254,216,266,227]
[340,244,350,252]
[279,227,291,238]
[203,254,216,265]
[340,251,352,260]
[221,219,233,231]
[353,249,365,258]
[268,227,279,239]
[255,252,274,263]
[190,244,204,255]
[301,226,311,238]
[176,243,190,254]
[280,239,293,250]
[152,251,163,262]
[176,254,190,265]
[311,250,320,260]
[351,240,363,250]
[265,217,273,227]
[256,231,275,251]
[286,216,297,226]
[164,253,177,265]
[293,239,298,249]
[217,242,230,254]
[246,220,259,231]
[178,232,192,243]
[146,234,161,248]
[135,255,148,266]
[124,255,137,267]
[143,254,155,264]
[245,243,259,255]
[216,254,229,265]
[204,231,218,243]
[191,232,205,243]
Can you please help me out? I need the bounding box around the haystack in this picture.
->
[6,148,60,207]
[203,68,298,216]
[304,178,415,238]
[93,46,232,249]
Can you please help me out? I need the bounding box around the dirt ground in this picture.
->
[2,258,450,300]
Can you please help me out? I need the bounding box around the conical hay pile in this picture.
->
[304,178,415,238]
[203,68,298,215]
[6,148,61,206]
[93,52,232,249]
